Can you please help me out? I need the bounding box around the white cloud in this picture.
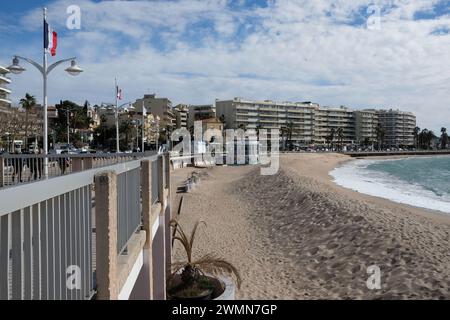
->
[2,0,450,130]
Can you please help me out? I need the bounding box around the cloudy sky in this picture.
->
[1,0,450,130]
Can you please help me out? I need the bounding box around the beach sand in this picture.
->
[170,153,450,299]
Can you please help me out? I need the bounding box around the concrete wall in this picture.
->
[94,154,171,300]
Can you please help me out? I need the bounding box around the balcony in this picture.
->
[236,105,258,111]
[0,75,11,84]
[0,98,11,105]
[0,86,12,95]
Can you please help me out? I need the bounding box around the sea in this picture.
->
[330,155,450,214]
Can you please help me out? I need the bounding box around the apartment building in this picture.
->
[0,65,12,107]
[354,109,379,145]
[377,109,416,147]
[133,94,175,131]
[216,98,416,148]
[216,98,316,145]
[174,104,188,129]
[313,106,355,146]
[187,104,217,129]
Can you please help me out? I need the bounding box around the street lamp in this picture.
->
[8,8,83,178]
[115,101,133,153]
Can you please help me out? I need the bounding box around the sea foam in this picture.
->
[330,158,450,214]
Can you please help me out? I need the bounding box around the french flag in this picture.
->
[44,19,57,56]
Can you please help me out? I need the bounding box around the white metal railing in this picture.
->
[0,153,167,300]
[0,152,156,188]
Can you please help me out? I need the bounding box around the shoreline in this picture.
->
[323,153,450,226]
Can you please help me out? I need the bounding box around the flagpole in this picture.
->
[43,7,49,178]
[115,77,120,153]
[142,101,145,153]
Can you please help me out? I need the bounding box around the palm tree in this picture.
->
[440,127,448,150]
[219,114,226,128]
[286,121,294,150]
[413,126,420,149]
[336,128,344,151]
[427,130,437,149]
[255,124,262,138]
[376,124,385,151]
[328,128,336,150]
[169,220,241,297]
[119,119,134,151]
[419,129,428,149]
[237,123,247,131]
[20,93,37,147]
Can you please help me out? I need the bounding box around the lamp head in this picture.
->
[65,60,83,76]
[8,57,26,75]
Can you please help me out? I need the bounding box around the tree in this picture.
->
[53,100,92,147]
[327,128,336,150]
[19,93,37,147]
[219,114,226,128]
[413,126,420,149]
[255,124,262,137]
[376,124,385,151]
[237,123,247,131]
[363,137,372,147]
[419,129,437,150]
[440,127,448,149]
[336,128,344,151]
[286,121,294,150]
[427,130,437,149]
[120,119,134,151]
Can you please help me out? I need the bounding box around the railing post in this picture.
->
[141,160,154,299]
[163,153,172,278]
[164,153,170,190]
[0,157,4,187]
[95,171,119,300]
[152,155,167,300]
[72,158,83,172]
[84,157,94,170]
[158,155,164,204]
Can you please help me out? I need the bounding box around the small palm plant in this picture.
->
[169,219,242,299]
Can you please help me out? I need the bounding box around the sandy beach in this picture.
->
[170,153,450,300]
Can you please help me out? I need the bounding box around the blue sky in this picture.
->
[1,0,450,131]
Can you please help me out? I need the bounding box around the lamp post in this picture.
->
[114,101,133,153]
[8,7,83,178]
[142,101,146,153]
[5,133,10,153]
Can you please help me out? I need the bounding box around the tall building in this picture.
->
[313,106,355,145]
[377,109,416,147]
[0,65,12,107]
[216,98,316,145]
[133,94,175,131]
[174,104,188,129]
[187,104,217,129]
[354,109,378,145]
[216,97,417,148]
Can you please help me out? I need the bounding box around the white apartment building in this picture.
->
[377,109,416,147]
[215,98,417,148]
[313,106,355,145]
[354,109,379,145]
[0,65,12,107]
[216,98,317,145]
